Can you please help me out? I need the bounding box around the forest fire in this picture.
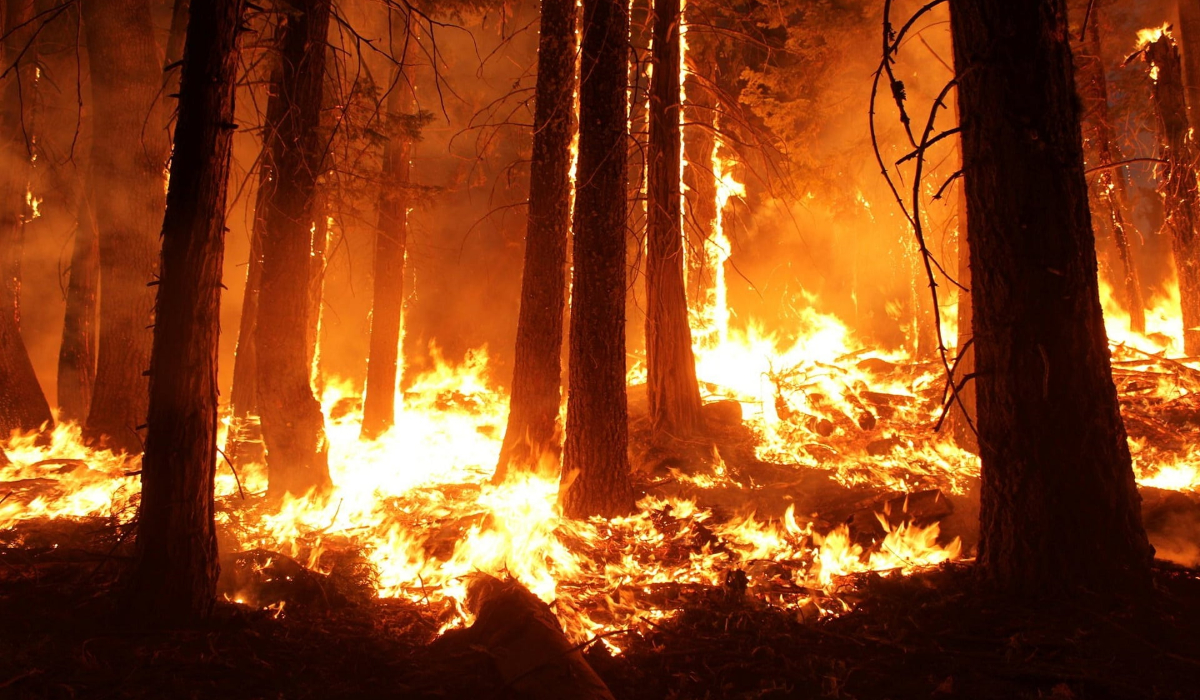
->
[4,0,1200,697]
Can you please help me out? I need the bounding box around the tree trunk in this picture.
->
[1145,34,1200,356]
[361,14,416,442]
[80,0,170,453]
[306,190,329,388]
[493,0,577,478]
[950,0,1152,593]
[57,194,99,423]
[0,0,35,327]
[224,207,264,467]
[681,40,717,319]
[256,0,332,499]
[127,0,244,625]
[1072,1,1145,333]
[0,0,51,433]
[645,0,704,437]
[947,181,977,453]
[560,0,635,519]
[1177,0,1200,115]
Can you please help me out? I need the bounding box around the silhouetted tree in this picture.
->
[256,0,333,498]
[80,0,170,452]
[560,0,635,519]
[951,0,1152,592]
[127,0,246,624]
[493,0,577,480]
[645,0,704,437]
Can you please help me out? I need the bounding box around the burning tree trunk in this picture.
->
[947,183,976,453]
[645,0,704,437]
[127,0,245,624]
[1073,1,1145,333]
[256,0,332,499]
[57,196,99,423]
[306,192,329,387]
[80,0,170,453]
[560,0,635,519]
[360,23,416,440]
[950,0,1152,592]
[1145,33,1200,356]
[0,0,51,433]
[492,0,577,480]
[1177,0,1200,114]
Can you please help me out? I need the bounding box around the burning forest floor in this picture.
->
[4,312,1200,698]
[2,545,1199,699]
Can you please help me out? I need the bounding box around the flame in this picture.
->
[1137,23,1172,49]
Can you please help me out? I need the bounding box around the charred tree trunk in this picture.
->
[645,0,704,437]
[1073,2,1145,333]
[81,0,170,453]
[361,16,416,442]
[1145,35,1200,356]
[127,0,245,624]
[0,0,51,433]
[950,0,1152,593]
[1177,0,1200,115]
[57,195,99,423]
[560,0,635,519]
[256,0,332,499]
[492,0,577,479]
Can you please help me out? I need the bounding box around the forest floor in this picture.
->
[2,527,1198,700]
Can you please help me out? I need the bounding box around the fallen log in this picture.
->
[443,573,615,700]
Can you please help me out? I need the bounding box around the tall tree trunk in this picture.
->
[0,0,35,327]
[0,0,51,433]
[645,0,703,436]
[57,194,99,423]
[224,201,264,466]
[1145,34,1200,356]
[306,190,329,388]
[80,0,170,453]
[361,13,416,442]
[950,0,1152,593]
[1072,1,1145,333]
[493,0,577,479]
[560,0,635,519]
[1177,0,1200,115]
[256,0,332,499]
[127,0,245,625]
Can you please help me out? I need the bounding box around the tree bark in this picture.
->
[560,0,635,519]
[127,0,245,625]
[361,13,416,442]
[1072,1,1145,333]
[57,194,99,423]
[80,0,170,453]
[0,299,50,434]
[306,189,328,388]
[645,0,704,437]
[1177,0,1200,115]
[947,180,977,453]
[1145,35,1200,356]
[950,0,1152,593]
[493,0,577,479]
[256,0,332,499]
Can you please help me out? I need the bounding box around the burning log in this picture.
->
[439,574,615,700]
